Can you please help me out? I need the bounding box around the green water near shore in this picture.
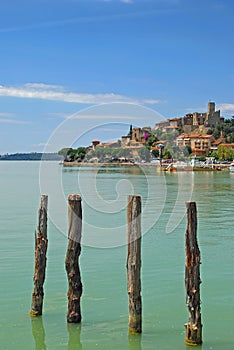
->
[0,161,233,349]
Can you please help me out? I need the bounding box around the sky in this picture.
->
[0,0,233,153]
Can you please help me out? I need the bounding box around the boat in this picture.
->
[230,161,234,172]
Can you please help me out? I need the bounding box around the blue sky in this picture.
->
[0,0,233,153]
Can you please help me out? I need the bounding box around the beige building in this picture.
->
[177,134,214,155]
[131,127,151,143]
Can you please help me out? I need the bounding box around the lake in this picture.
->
[0,161,233,350]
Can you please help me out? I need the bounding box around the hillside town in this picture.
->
[61,101,234,170]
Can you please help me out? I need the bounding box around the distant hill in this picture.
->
[0,153,63,161]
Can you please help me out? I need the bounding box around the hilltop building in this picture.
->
[155,101,224,133]
[131,127,152,143]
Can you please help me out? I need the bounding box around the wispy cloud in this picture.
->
[0,5,178,33]
[70,113,140,120]
[0,112,15,117]
[47,112,71,119]
[25,83,64,90]
[32,142,49,147]
[0,118,30,125]
[218,103,234,113]
[0,83,160,105]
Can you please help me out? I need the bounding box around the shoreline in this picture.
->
[62,161,231,171]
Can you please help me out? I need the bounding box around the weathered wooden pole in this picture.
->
[184,201,202,345]
[30,195,48,316]
[127,195,142,334]
[65,194,83,323]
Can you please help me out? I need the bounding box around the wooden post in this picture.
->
[127,195,142,334]
[185,201,202,345]
[65,194,83,323]
[30,195,48,316]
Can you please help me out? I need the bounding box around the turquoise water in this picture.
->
[0,161,233,349]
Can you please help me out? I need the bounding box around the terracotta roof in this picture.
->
[212,140,222,145]
[177,133,214,140]
[188,134,202,138]
[177,134,190,139]
[192,148,206,154]
[200,135,213,139]
[155,120,169,125]
[169,117,181,121]
[219,143,234,147]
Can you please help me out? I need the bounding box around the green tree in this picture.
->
[145,134,158,149]
[76,147,86,160]
[138,147,151,162]
[162,147,172,159]
[210,151,218,160]
[217,146,234,161]
[151,149,159,158]
[207,129,213,135]
[230,133,234,143]
[127,124,133,139]
[185,145,192,155]
[58,147,70,158]
[116,148,131,158]
[66,148,77,161]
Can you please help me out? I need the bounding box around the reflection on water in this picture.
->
[186,345,202,350]
[128,334,142,350]
[31,316,46,350]
[1,163,233,350]
[67,323,82,350]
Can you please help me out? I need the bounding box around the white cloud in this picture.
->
[121,0,133,3]
[69,113,140,120]
[47,112,70,119]
[0,112,15,117]
[32,142,49,147]
[0,83,160,105]
[218,104,234,113]
[25,83,64,90]
[0,118,30,124]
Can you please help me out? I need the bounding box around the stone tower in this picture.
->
[208,102,215,115]
[206,101,220,127]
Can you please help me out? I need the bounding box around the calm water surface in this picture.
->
[0,161,233,350]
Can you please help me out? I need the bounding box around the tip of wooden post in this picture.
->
[128,195,141,200]
[68,194,81,201]
[40,195,48,209]
[185,338,202,346]
[29,310,42,317]
[128,328,142,335]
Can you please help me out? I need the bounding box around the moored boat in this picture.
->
[230,161,234,172]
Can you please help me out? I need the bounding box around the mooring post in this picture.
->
[127,195,142,334]
[30,195,48,316]
[65,194,83,323]
[184,201,202,345]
